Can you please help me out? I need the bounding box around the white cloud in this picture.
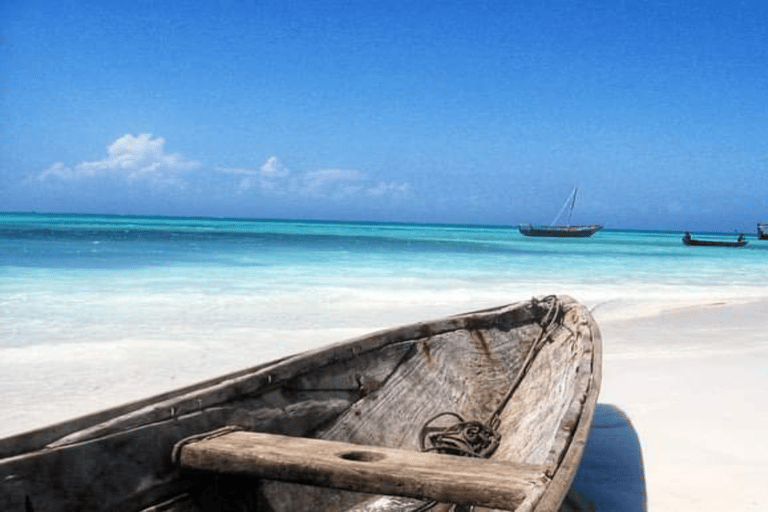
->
[259,156,291,191]
[298,170,412,200]
[37,143,411,203]
[235,158,409,200]
[302,169,364,196]
[366,181,412,197]
[39,133,199,181]
[260,156,290,178]
[218,157,295,193]
[39,162,74,180]
[236,176,255,194]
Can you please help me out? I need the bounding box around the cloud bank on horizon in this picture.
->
[39,134,200,184]
[10,130,760,230]
[221,156,411,199]
[33,133,411,208]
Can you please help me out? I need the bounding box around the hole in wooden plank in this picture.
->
[338,451,386,462]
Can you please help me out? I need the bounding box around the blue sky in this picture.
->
[2,0,766,231]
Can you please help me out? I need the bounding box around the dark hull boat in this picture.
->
[758,223,768,240]
[519,224,603,238]
[0,296,601,512]
[682,233,747,247]
[519,188,602,238]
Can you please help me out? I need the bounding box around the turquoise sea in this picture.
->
[2,212,767,434]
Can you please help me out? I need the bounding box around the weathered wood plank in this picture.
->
[529,309,602,512]
[0,398,352,512]
[177,431,550,510]
[1,296,598,512]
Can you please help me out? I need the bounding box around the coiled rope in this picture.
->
[413,296,562,511]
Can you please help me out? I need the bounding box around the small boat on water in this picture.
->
[519,224,603,238]
[682,232,748,247]
[519,188,602,238]
[0,296,601,512]
[758,223,768,240]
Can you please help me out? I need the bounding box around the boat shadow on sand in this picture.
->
[563,404,647,512]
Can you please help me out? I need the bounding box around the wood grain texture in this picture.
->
[1,398,352,512]
[178,431,549,510]
[530,306,601,512]
[0,296,601,512]
[260,310,544,510]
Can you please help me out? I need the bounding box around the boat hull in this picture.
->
[758,223,768,240]
[519,224,603,238]
[0,296,601,512]
[682,236,747,247]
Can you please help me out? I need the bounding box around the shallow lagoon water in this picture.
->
[2,213,767,435]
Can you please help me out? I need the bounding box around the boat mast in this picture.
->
[567,187,577,226]
[551,187,577,226]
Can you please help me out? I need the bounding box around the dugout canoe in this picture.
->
[0,295,601,512]
[682,232,747,247]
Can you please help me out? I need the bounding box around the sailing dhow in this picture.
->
[519,188,602,238]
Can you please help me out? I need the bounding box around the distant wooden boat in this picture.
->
[519,188,603,238]
[519,224,604,238]
[682,232,747,247]
[0,296,601,512]
[758,223,768,240]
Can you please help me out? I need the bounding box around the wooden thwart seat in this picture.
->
[175,430,551,510]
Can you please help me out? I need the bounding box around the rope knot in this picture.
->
[419,412,500,458]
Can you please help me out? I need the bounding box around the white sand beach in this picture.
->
[593,299,768,511]
[1,294,766,511]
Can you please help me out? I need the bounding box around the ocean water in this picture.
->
[2,212,767,434]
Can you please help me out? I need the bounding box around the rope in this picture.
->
[487,295,561,431]
[419,412,500,458]
[413,296,562,511]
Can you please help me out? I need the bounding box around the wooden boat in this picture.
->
[682,232,747,247]
[758,223,768,240]
[0,295,601,512]
[518,224,603,238]
[519,188,602,238]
